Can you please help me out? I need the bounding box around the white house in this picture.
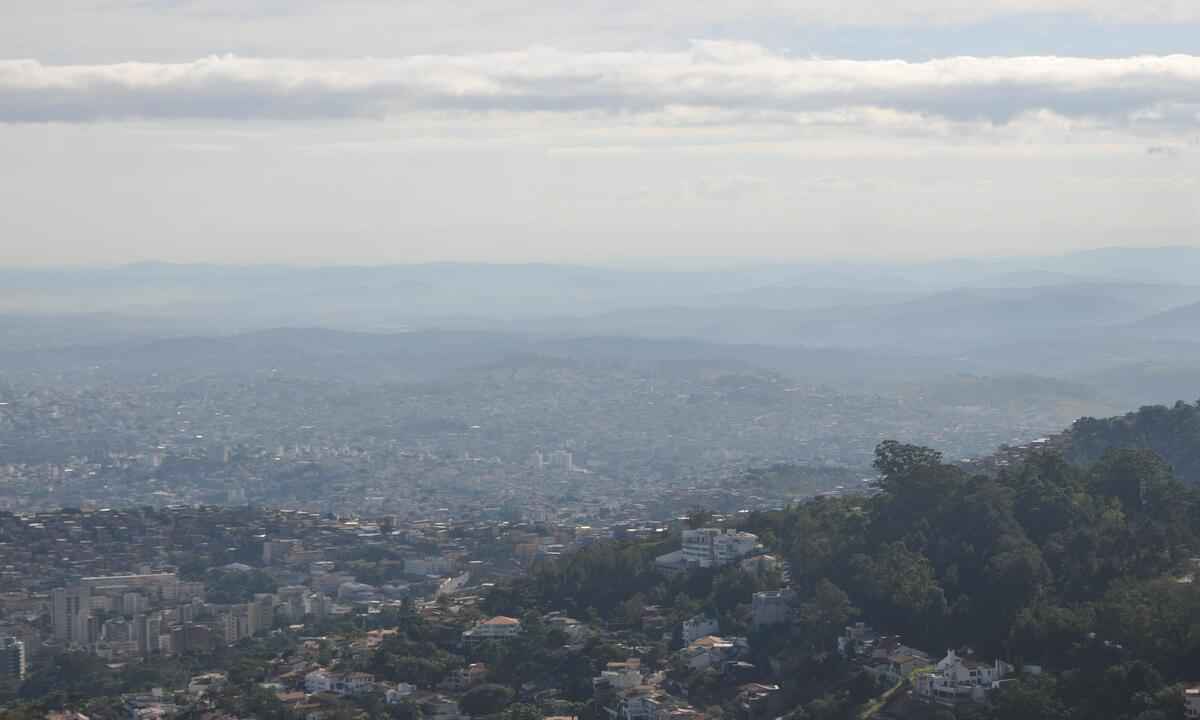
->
[386,683,417,704]
[594,660,643,692]
[305,670,333,694]
[1185,685,1200,719]
[915,650,1012,705]
[304,670,375,696]
[463,616,522,642]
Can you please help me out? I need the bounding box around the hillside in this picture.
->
[1126,300,1200,341]
[1065,400,1200,483]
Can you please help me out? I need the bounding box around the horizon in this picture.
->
[3,243,1199,273]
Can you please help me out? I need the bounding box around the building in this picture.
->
[915,650,1013,705]
[187,672,228,697]
[51,585,92,645]
[80,574,180,601]
[305,670,376,696]
[593,660,642,693]
[680,636,747,671]
[546,450,575,474]
[262,539,300,565]
[463,616,522,642]
[658,529,759,571]
[1186,686,1200,719]
[838,622,879,656]
[613,689,662,720]
[387,683,417,704]
[751,590,794,629]
[682,615,720,645]
[0,636,26,681]
[545,613,592,644]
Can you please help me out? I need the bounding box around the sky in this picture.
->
[1,1,1199,266]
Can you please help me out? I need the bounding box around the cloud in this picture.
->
[2,45,1199,131]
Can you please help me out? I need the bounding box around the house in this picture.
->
[739,554,781,576]
[659,709,704,720]
[386,683,417,704]
[594,659,643,692]
[914,650,1013,705]
[680,636,747,671]
[1185,685,1200,719]
[838,622,878,656]
[187,672,228,696]
[681,615,720,645]
[863,651,928,685]
[304,670,376,696]
[545,613,593,644]
[463,615,522,642]
[737,683,783,720]
[861,636,930,684]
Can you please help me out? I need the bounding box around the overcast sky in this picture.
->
[2,1,1198,266]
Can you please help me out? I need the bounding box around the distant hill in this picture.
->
[1125,301,1200,341]
[525,282,1200,354]
[0,326,944,390]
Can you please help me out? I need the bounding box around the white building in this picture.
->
[407,556,457,577]
[51,585,92,645]
[915,650,1013,705]
[187,672,228,697]
[0,637,26,681]
[1185,686,1200,719]
[305,670,376,696]
[463,616,522,642]
[387,683,417,704]
[593,660,643,692]
[681,615,720,645]
[674,529,760,569]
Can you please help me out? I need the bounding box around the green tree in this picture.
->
[460,684,514,717]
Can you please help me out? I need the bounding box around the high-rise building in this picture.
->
[546,450,574,474]
[51,585,92,646]
[253,593,277,632]
[0,636,26,681]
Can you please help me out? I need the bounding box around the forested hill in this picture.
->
[1066,400,1200,483]
[484,439,1200,719]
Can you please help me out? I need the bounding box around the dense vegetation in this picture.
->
[1068,401,1200,484]
[485,438,1200,719]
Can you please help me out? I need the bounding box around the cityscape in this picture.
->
[5,0,1200,718]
